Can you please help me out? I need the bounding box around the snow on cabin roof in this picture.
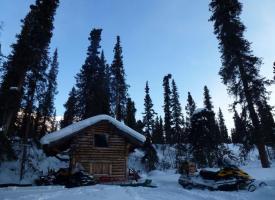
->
[40,114,146,146]
[192,108,208,116]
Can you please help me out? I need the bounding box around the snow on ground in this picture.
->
[1,166,275,200]
[0,140,68,184]
[1,144,274,200]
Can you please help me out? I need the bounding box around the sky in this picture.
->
[0,0,275,130]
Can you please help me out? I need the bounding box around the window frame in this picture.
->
[93,133,109,148]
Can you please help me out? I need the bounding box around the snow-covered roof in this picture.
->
[192,108,208,116]
[40,114,145,146]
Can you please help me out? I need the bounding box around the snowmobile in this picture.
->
[178,160,267,192]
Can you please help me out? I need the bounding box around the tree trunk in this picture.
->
[19,79,36,180]
[239,65,270,168]
[1,72,26,136]
[19,117,29,180]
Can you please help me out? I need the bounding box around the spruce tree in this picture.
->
[0,0,59,136]
[163,74,172,144]
[231,107,254,160]
[171,79,184,144]
[142,134,159,172]
[135,120,144,134]
[0,25,7,74]
[97,51,110,115]
[152,116,164,144]
[217,108,230,143]
[61,87,78,128]
[202,86,221,144]
[75,29,109,119]
[124,97,137,130]
[203,86,213,111]
[142,81,157,136]
[38,49,59,137]
[231,107,251,145]
[185,92,196,142]
[190,109,219,167]
[231,110,245,144]
[20,49,49,139]
[257,100,275,145]
[110,36,128,121]
[75,29,101,119]
[209,0,270,167]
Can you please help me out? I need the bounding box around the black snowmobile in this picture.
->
[178,161,267,192]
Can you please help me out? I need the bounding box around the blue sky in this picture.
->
[1,0,275,130]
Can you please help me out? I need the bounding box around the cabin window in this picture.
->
[94,134,108,147]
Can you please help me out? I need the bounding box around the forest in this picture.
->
[0,1,275,198]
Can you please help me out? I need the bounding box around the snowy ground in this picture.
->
[1,165,275,200]
[1,144,274,199]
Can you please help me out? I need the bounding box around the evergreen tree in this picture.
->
[0,24,7,75]
[203,86,213,111]
[61,87,78,128]
[163,74,172,144]
[231,110,244,144]
[142,81,157,136]
[124,97,137,130]
[75,28,101,119]
[217,108,230,143]
[209,0,270,167]
[141,134,159,172]
[19,49,49,139]
[202,86,221,143]
[97,51,110,115]
[1,0,60,179]
[231,107,254,161]
[135,120,144,134]
[190,108,219,167]
[0,28,15,160]
[257,100,275,145]
[171,79,184,144]
[110,36,128,121]
[231,108,251,144]
[75,29,109,119]
[185,92,196,126]
[152,116,164,144]
[185,92,196,142]
[0,0,59,136]
[38,49,59,137]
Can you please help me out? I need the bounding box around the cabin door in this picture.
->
[90,162,112,175]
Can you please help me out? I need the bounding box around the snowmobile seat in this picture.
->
[199,170,218,180]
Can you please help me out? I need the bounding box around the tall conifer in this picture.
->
[110,36,128,121]
[185,92,196,141]
[217,108,230,143]
[38,49,59,137]
[203,86,213,111]
[152,116,164,144]
[171,79,184,144]
[124,98,137,130]
[61,87,78,128]
[209,0,270,167]
[0,0,59,136]
[142,81,156,136]
[75,29,109,119]
[163,74,172,144]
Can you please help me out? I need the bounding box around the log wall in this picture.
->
[71,121,129,181]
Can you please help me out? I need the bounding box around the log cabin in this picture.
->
[40,115,145,182]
